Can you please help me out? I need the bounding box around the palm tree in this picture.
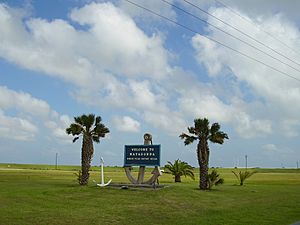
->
[66,114,109,185]
[164,159,195,182]
[232,170,257,186]
[180,118,228,190]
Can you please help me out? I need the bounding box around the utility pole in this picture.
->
[55,153,58,170]
[297,161,299,169]
[245,155,248,170]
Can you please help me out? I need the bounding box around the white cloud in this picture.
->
[262,143,294,156]
[215,0,300,22]
[71,2,171,78]
[0,2,184,136]
[0,2,170,88]
[178,87,272,138]
[0,86,50,117]
[2,1,298,141]
[178,94,233,123]
[262,143,278,152]
[143,110,186,136]
[45,114,72,141]
[0,110,38,141]
[0,85,71,142]
[191,6,300,137]
[280,119,300,137]
[192,35,224,76]
[0,2,180,136]
[128,80,168,112]
[234,112,272,138]
[113,116,140,133]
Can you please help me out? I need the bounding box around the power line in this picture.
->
[161,0,300,74]
[215,0,300,57]
[123,0,300,83]
[183,0,300,69]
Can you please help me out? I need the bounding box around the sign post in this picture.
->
[124,133,162,185]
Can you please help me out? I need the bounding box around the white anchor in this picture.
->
[97,157,112,187]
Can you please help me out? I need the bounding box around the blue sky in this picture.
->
[0,0,300,168]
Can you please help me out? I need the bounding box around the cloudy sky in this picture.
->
[1,0,300,168]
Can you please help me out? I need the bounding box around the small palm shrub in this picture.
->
[164,159,195,182]
[207,169,224,189]
[232,170,257,186]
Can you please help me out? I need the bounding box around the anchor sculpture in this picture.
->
[124,133,162,185]
[97,157,112,187]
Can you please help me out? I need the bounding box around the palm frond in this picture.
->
[92,135,100,143]
[210,123,221,134]
[232,170,240,181]
[215,178,224,185]
[83,114,95,131]
[72,137,80,143]
[187,126,196,135]
[66,123,83,136]
[164,159,194,182]
[209,131,229,144]
[179,133,197,145]
[74,116,83,125]
[183,168,195,180]
[67,114,109,144]
[92,123,110,137]
[95,116,102,125]
[194,118,210,137]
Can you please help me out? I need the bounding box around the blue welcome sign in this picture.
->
[124,145,161,166]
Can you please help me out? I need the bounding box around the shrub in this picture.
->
[232,170,257,186]
[208,169,224,189]
[164,159,195,182]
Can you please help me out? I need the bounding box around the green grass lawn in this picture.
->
[0,164,299,225]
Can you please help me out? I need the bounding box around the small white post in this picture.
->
[101,157,104,185]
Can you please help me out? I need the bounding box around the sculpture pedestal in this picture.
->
[124,133,162,185]
[124,166,161,185]
[108,183,165,189]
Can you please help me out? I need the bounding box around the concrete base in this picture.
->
[107,183,166,189]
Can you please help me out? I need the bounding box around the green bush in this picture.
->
[208,169,224,189]
[232,170,257,186]
[164,159,195,182]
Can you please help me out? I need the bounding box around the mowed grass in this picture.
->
[0,164,300,225]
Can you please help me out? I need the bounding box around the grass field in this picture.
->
[0,164,299,225]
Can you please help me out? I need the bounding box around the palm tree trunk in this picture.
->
[197,142,202,188]
[80,135,93,185]
[175,174,181,182]
[198,139,209,190]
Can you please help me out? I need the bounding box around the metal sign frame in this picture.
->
[124,145,161,167]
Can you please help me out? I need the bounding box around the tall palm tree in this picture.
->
[66,114,109,185]
[164,159,195,182]
[180,118,228,190]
